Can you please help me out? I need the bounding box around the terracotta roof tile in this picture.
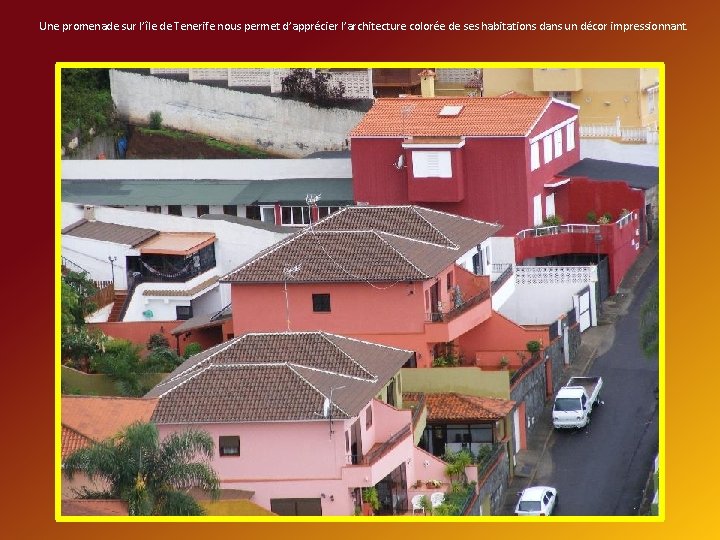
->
[146,332,412,424]
[222,206,500,283]
[350,96,552,137]
[61,396,158,445]
[61,425,92,459]
[407,392,515,422]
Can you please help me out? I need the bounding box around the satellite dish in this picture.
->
[322,397,331,418]
[394,154,405,169]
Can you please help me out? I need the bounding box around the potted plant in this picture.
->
[526,340,541,355]
[362,487,380,515]
[499,355,509,369]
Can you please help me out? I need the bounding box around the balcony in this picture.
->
[515,210,639,263]
[341,424,415,487]
[533,68,582,92]
[424,283,492,343]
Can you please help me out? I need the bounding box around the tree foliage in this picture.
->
[61,68,116,142]
[61,271,107,368]
[280,69,346,107]
[640,283,659,358]
[63,422,219,516]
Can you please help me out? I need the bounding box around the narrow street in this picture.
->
[536,255,659,515]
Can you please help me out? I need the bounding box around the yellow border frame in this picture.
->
[56,61,665,523]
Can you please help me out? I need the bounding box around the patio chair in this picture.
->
[411,494,426,515]
[430,491,445,509]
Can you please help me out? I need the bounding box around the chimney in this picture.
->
[83,205,96,222]
[419,69,436,98]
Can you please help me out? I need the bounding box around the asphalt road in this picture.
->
[538,256,659,515]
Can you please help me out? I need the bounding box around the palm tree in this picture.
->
[63,421,219,516]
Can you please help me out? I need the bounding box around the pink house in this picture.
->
[221,205,545,369]
[349,95,646,295]
[145,331,451,516]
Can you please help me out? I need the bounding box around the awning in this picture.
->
[138,232,215,255]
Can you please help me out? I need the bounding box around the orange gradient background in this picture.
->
[8,0,704,538]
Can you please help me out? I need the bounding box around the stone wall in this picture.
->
[510,357,547,435]
[110,70,365,157]
[476,445,510,515]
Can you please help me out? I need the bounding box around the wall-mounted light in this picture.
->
[423,460,429,468]
[330,495,334,502]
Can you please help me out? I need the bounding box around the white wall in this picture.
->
[61,235,138,289]
[123,270,215,321]
[111,70,364,157]
[498,266,597,325]
[489,237,515,266]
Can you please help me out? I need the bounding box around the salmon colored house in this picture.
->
[349,95,647,295]
[222,205,544,370]
[145,331,452,516]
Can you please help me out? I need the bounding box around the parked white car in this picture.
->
[515,486,558,516]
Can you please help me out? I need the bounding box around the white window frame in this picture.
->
[533,194,543,226]
[566,122,576,151]
[554,130,563,158]
[411,151,452,178]
[280,205,311,226]
[530,142,540,171]
[543,135,553,164]
[545,193,556,219]
[260,206,275,223]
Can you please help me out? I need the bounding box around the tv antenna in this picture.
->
[282,264,301,331]
[315,385,346,438]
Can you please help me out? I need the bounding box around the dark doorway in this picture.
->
[270,498,322,516]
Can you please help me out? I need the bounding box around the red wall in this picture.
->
[553,177,645,224]
[90,320,183,353]
[457,311,547,369]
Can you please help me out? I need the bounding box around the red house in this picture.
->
[350,95,646,294]
[350,94,580,235]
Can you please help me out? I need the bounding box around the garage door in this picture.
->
[270,498,323,516]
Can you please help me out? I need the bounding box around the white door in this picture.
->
[513,408,521,454]
[574,289,592,332]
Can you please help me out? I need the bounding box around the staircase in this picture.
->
[107,291,128,322]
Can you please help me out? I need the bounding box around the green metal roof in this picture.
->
[61,178,354,206]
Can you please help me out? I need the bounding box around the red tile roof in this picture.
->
[407,392,515,422]
[350,95,553,137]
[61,396,158,446]
[61,425,93,459]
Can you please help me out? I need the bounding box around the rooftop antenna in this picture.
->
[315,385,346,438]
[306,193,322,224]
[282,264,301,331]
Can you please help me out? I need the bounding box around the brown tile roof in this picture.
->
[61,396,158,446]
[62,219,158,247]
[221,206,500,283]
[349,96,553,137]
[146,332,413,424]
[61,499,129,516]
[405,392,515,422]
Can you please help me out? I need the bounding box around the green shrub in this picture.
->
[149,110,163,130]
[147,333,170,351]
[587,211,597,224]
[526,340,541,354]
[542,214,563,226]
[183,342,203,359]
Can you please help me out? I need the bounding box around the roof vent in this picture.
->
[439,105,463,117]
